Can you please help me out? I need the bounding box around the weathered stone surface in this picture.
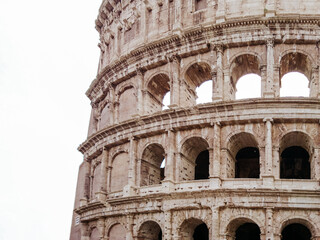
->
[70,1,320,239]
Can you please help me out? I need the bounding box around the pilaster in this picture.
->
[136,69,145,116]
[262,118,274,187]
[215,45,224,101]
[169,56,181,108]
[210,122,222,187]
[163,210,172,240]
[265,208,274,240]
[264,38,275,98]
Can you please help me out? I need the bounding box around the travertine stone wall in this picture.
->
[70,0,320,240]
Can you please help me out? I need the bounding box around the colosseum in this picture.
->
[70,0,320,239]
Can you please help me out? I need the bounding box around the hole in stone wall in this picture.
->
[193,223,209,240]
[141,144,166,186]
[280,146,310,179]
[180,218,208,240]
[147,73,170,113]
[138,221,162,240]
[235,147,260,178]
[196,80,212,104]
[195,150,209,180]
[160,158,165,181]
[280,72,310,97]
[282,223,311,240]
[162,91,170,110]
[235,223,260,240]
[180,137,209,181]
[235,74,261,99]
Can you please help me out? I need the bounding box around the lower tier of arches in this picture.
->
[77,207,320,240]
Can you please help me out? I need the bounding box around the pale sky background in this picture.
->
[0,0,309,239]
[0,0,101,239]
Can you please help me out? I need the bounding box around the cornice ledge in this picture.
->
[74,201,106,215]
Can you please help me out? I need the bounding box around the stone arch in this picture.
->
[279,131,313,179]
[279,49,314,80]
[225,217,263,240]
[116,83,138,122]
[137,220,163,240]
[179,136,210,181]
[226,132,260,178]
[110,151,129,192]
[89,227,100,240]
[140,143,166,186]
[99,97,112,129]
[178,217,210,240]
[279,218,317,240]
[145,73,171,113]
[229,53,262,86]
[183,61,213,105]
[107,222,126,240]
[279,50,313,97]
[91,161,101,199]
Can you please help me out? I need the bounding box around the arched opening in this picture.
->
[91,163,102,199]
[184,62,212,106]
[138,221,162,240]
[90,228,99,240]
[280,72,310,97]
[227,133,260,178]
[230,54,261,100]
[118,86,138,122]
[162,91,170,110]
[193,223,209,240]
[279,52,312,97]
[235,74,261,99]
[140,144,166,186]
[281,223,311,240]
[146,74,170,113]
[280,131,312,179]
[235,223,261,240]
[195,150,209,180]
[196,80,212,104]
[226,218,261,240]
[180,218,209,240]
[110,152,129,192]
[108,223,126,240]
[180,137,210,181]
[235,147,260,178]
[160,158,165,181]
[280,146,310,179]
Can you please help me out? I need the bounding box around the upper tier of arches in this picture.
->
[88,45,320,136]
[95,0,320,70]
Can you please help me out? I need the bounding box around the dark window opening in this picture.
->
[158,229,162,240]
[280,146,310,179]
[282,223,311,240]
[235,223,260,240]
[160,158,165,181]
[195,150,209,180]
[235,147,260,178]
[193,223,209,240]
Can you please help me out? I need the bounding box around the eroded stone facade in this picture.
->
[70,0,320,239]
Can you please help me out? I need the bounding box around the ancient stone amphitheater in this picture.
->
[70,0,320,240]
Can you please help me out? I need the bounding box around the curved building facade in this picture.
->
[70,0,320,239]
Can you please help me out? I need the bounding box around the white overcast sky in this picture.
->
[0,0,310,239]
[0,0,100,239]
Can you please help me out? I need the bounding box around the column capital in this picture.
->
[263,117,273,123]
[214,44,224,54]
[266,37,275,47]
